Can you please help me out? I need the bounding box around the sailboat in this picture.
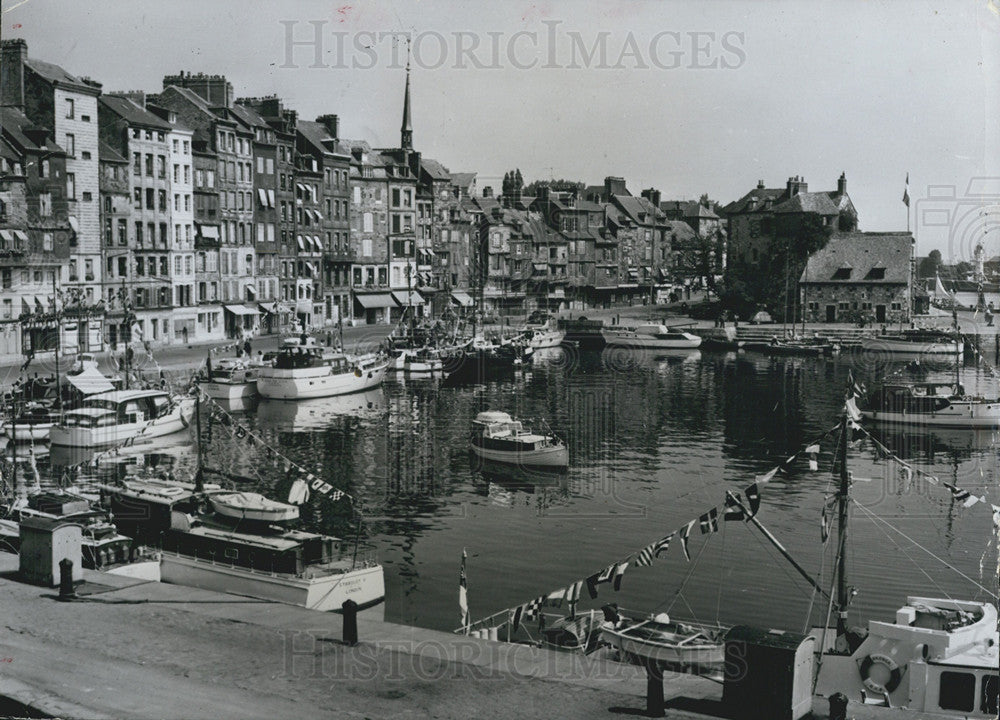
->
[808,387,998,716]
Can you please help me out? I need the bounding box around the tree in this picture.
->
[523,178,586,197]
[918,249,943,279]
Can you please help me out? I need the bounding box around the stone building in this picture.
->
[2,39,105,350]
[97,141,130,348]
[799,232,913,324]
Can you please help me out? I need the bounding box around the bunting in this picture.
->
[806,444,820,471]
[699,508,719,534]
[723,492,746,521]
[943,482,983,509]
[679,519,696,562]
[612,560,630,591]
[459,549,470,631]
[744,483,761,518]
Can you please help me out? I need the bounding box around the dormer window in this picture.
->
[832,263,852,280]
[866,263,886,280]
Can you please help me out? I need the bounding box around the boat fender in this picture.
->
[354,368,362,378]
[859,653,902,694]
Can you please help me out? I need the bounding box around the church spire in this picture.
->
[400,45,413,151]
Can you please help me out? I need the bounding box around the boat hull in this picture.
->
[256,362,388,400]
[2,422,53,441]
[470,442,569,468]
[528,331,566,350]
[48,400,194,448]
[160,553,386,612]
[601,626,725,672]
[862,403,1000,428]
[199,380,257,401]
[860,337,963,356]
[603,331,702,349]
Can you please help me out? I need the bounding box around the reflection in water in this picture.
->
[255,388,387,431]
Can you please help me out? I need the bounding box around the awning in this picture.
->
[13,230,28,242]
[355,293,396,309]
[296,235,306,251]
[305,261,318,277]
[392,291,424,306]
[267,189,275,207]
[451,291,474,307]
[259,301,277,314]
[313,209,323,220]
[245,285,257,297]
[659,268,670,279]
[627,269,639,278]
[313,235,323,250]
[257,189,268,207]
[65,366,115,395]
[533,263,548,272]
[224,304,258,316]
[296,183,306,192]
[68,216,79,233]
[197,224,219,239]
[0,230,14,242]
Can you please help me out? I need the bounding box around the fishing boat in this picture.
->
[469,411,568,468]
[2,401,60,442]
[860,330,963,356]
[390,346,444,375]
[198,357,260,401]
[601,610,727,677]
[603,324,703,349]
[860,381,1000,428]
[105,476,385,612]
[526,324,565,350]
[255,336,389,400]
[48,389,194,448]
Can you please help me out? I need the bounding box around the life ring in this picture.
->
[859,653,902,694]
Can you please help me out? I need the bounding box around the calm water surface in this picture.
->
[57,348,1000,634]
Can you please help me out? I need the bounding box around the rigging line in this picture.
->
[715,516,726,625]
[661,534,713,614]
[851,499,997,599]
[812,527,847,693]
[802,523,832,635]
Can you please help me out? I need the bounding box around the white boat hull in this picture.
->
[860,337,963,356]
[2,423,53,441]
[199,380,257,401]
[471,442,569,467]
[528,330,565,350]
[256,362,388,400]
[49,399,194,448]
[160,553,386,611]
[862,402,1000,428]
[601,626,725,670]
[603,331,702,349]
[391,351,443,374]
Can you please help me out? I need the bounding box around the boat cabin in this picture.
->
[63,390,173,429]
[871,382,965,413]
[471,411,555,451]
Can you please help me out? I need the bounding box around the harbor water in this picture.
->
[40,348,1000,635]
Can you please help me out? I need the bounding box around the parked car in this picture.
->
[750,310,773,325]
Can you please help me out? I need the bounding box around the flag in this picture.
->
[699,508,719,534]
[679,520,695,562]
[612,561,630,591]
[724,492,745,521]
[329,490,345,502]
[586,563,617,598]
[524,596,543,621]
[634,542,656,567]
[821,503,830,543]
[545,587,567,607]
[564,580,583,612]
[845,397,862,422]
[943,482,981,508]
[756,467,778,484]
[510,605,524,633]
[806,444,820,472]
[287,478,310,505]
[459,549,469,630]
[744,483,761,518]
[902,172,910,207]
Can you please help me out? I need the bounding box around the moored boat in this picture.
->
[48,390,194,448]
[861,330,963,356]
[470,411,568,468]
[198,357,260,400]
[255,336,389,400]
[860,381,1000,429]
[601,610,727,677]
[603,324,703,350]
[209,491,300,523]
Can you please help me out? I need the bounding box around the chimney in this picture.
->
[837,172,847,195]
[110,90,147,109]
[786,175,807,196]
[1,39,28,111]
[162,72,233,108]
[757,179,765,189]
[641,188,661,208]
[604,176,627,198]
[483,186,493,198]
[316,113,339,140]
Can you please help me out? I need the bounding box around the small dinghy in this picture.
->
[210,492,300,524]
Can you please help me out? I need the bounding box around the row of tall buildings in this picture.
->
[0,38,907,364]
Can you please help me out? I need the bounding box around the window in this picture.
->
[160,223,168,247]
[69,259,78,281]
[183,140,189,154]
[184,165,190,184]
[172,139,179,153]
[117,256,127,278]
[363,212,373,233]
[174,164,180,183]
[133,152,141,175]
[145,154,153,176]
[118,219,127,245]
[135,222,143,245]
[40,159,49,178]
[145,188,154,209]
[133,188,142,209]
[65,99,74,118]
[65,133,75,157]
[938,672,975,713]
[66,173,76,199]
[158,189,167,211]
[982,675,998,715]
[157,155,166,178]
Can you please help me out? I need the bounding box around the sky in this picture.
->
[4,0,999,258]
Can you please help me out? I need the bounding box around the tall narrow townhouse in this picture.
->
[346,141,392,325]
[98,94,174,345]
[239,98,298,333]
[298,115,351,325]
[0,109,72,362]
[231,101,280,334]
[2,39,105,349]
[190,145,224,341]
[155,80,257,339]
[292,133,324,330]
[97,141,130,348]
[166,122,196,344]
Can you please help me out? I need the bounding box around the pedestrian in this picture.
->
[182,326,189,345]
[244,338,252,357]
[327,331,333,346]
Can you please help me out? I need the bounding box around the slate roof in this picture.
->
[99,141,127,163]
[660,200,720,220]
[297,120,333,153]
[229,103,269,129]
[723,187,788,215]
[101,95,173,131]
[419,157,451,181]
[0,108,64,156]
[24,58,97,93]
[799,233,913,285]
[773,191,840,216]
[613,194,666,225]
[450,172,476,188]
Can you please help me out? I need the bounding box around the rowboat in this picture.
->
[601,612,727,676]
[209,492,300,524]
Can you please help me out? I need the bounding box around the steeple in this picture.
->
[400,49,412,151]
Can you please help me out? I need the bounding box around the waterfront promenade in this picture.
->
[0,554,952,720]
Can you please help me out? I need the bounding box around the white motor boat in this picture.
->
[255,337,389,400]
[526,326,565,350]
[210,492,300,523]
[860,330,963,356]
[470,411,568,468]
[48,390,194,448]
[603,324,702,349]
[198,358,260,400]
[2,402,59,442]
[391,347,444,375]
[862,381,1000,429]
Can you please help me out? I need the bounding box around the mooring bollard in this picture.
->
[829,692,848,720]
[342,599,358,646]
[58,558,76,601]
[645,659,665,717]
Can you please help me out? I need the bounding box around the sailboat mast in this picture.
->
[52,274,62,406]
[836,409,850,639]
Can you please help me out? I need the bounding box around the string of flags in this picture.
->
[198,391,354,507]
[480,425,839,634]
